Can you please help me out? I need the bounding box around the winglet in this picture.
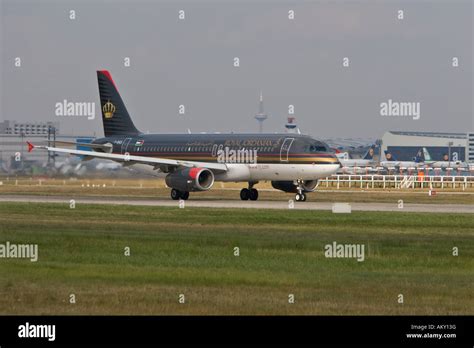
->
[27,141,35,152]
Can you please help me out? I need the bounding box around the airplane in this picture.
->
[379,150,421,170]
[336,145,376,168]
[419,147,466,169]
[28,70,341,202]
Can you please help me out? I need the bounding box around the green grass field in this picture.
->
[0,202,472,315]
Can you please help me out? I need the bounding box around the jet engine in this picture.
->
[165,167,214,192]
[271,180,318,193]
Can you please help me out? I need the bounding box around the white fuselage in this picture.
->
[426,161,465,169]
[215,163,340,182]
[380,161,419,168]
[339,159,373,168]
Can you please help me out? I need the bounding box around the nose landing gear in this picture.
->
[294,180,307,202]
[295,192,307,202]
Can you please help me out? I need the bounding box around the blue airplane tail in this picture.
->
[414,148,425,163]
[97,70,141,137]
[362,145,376,160]
[383,150,397,161]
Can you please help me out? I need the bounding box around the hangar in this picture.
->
[381,131,471,163]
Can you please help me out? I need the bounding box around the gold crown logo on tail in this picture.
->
[102,100,116,119]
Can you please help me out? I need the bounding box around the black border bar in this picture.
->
[0,316,473,346]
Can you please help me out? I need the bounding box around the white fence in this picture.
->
[320,175,474,190]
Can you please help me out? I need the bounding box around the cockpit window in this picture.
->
[308,143,328,152]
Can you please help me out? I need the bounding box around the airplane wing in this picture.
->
[33,140,113,151]
[28,142,228,172]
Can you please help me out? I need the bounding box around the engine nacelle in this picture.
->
[165,167,214,192]
[271,180,318,193]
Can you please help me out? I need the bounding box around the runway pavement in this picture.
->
[0,195,473,213]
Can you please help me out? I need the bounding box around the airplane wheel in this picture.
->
[171,188,181,200]
[301,193,307,202]
[295,193,302,201]
[249,188,259,201]
[240,188,250,200]
[181,191,189,200]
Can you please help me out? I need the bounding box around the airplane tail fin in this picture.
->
[363,145,376,160]
[422,147,432,161]
[414,148,425,163]
[383,150,397,161]
[97,70,140,137]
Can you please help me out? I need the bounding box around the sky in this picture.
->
[1,0,472,139]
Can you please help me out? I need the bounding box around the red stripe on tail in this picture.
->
[98,70,118,90]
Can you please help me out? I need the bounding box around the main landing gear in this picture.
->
[170,188,189,200]
[240,182,259,201]
[294,180,307,202]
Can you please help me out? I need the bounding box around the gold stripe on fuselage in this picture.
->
[132,153,339,164]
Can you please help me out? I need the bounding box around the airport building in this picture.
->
[468,132,474,163]
[381,131,470,162]
[0,120,92,171]
[0,120,59,135]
